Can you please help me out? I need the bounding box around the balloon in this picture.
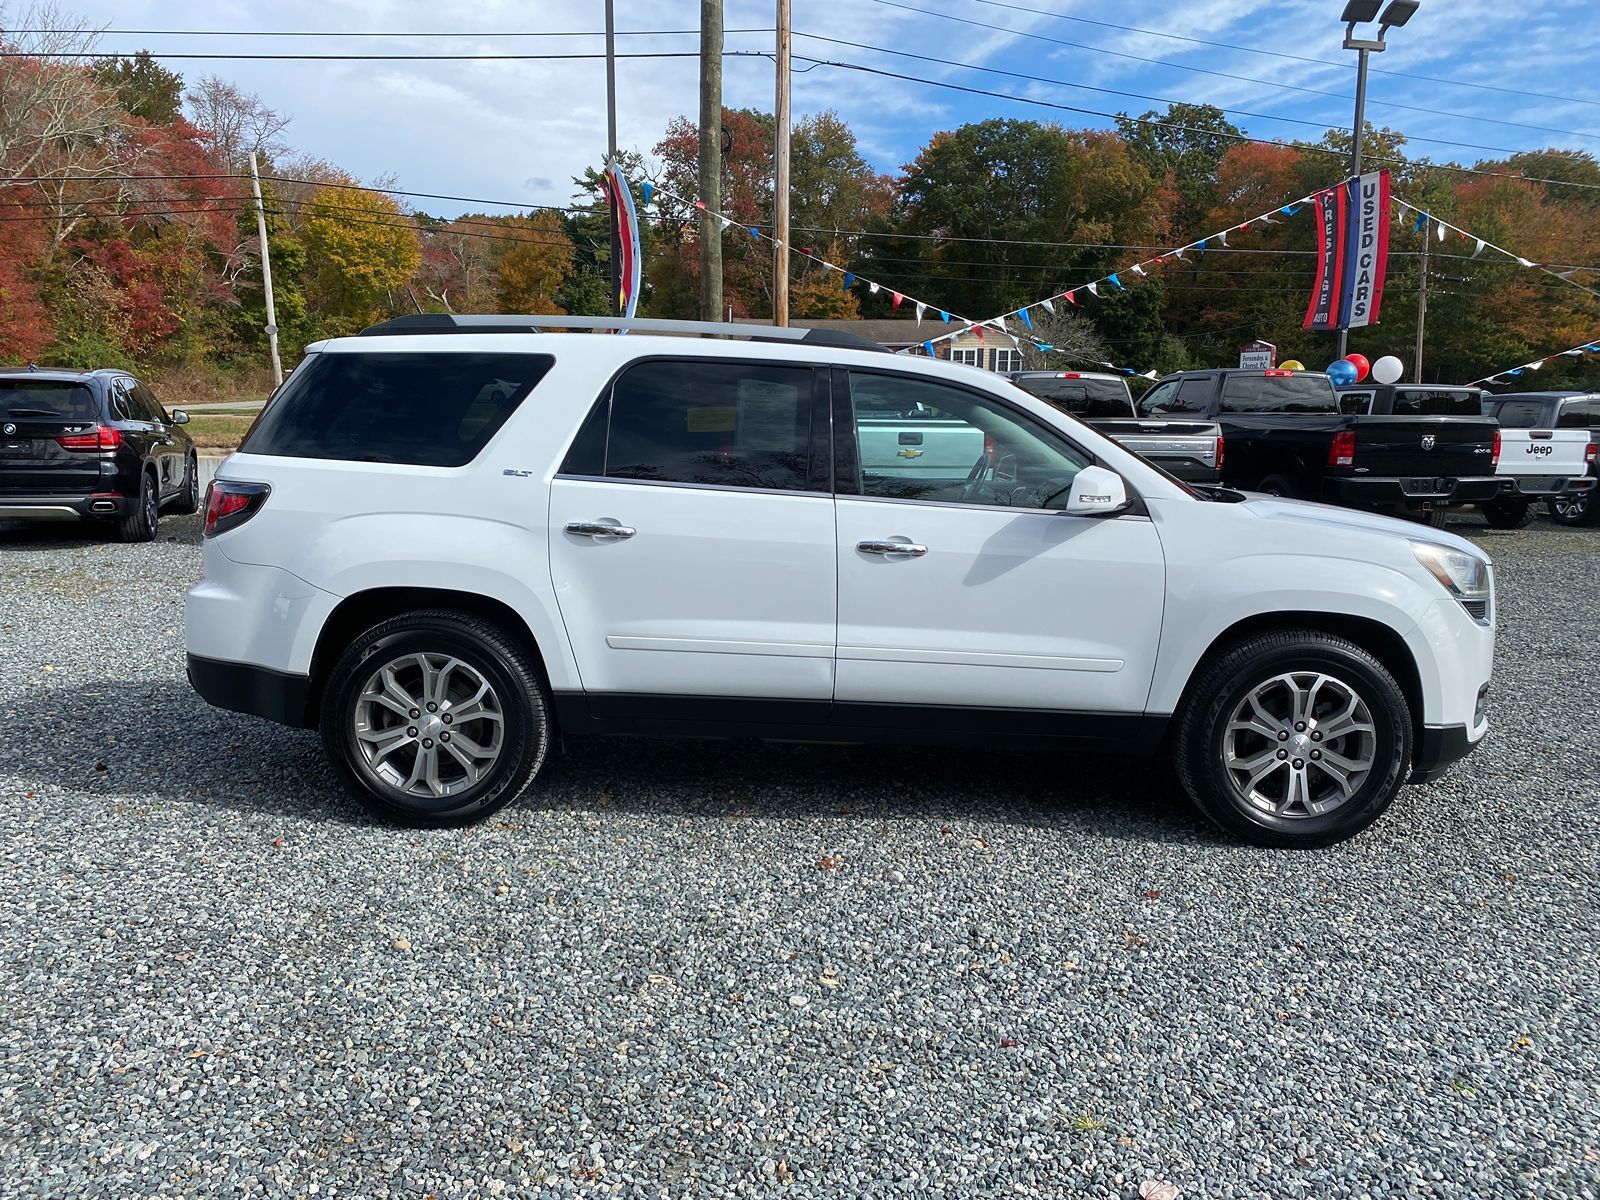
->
[1371,355,1404,385]
[1326,359,1359,387]
[1280,360,1306,371]
[1345,353,1371,382]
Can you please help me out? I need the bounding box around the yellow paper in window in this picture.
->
[686,405,737,433]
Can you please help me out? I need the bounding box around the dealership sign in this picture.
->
[1239,340,1277,370]
[1304,170,1391,331]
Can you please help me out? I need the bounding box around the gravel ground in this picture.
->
[1,511,1597,1200]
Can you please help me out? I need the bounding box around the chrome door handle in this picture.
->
[565,520,636,539]
[857,539,927,557]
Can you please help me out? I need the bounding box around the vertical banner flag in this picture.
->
[607,159,642,321]
[1304,170,1390,331]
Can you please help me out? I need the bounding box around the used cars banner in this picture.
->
[1304,170,1391,332]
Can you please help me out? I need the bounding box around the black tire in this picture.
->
[319,610,551,827]
[1481,497,1533,530]
[167,454,199,515]
[116,469,159,542]
[1172,629,1413,849]
[1547,491,1598,527]
[1256,473,1302,499]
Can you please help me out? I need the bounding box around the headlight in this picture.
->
[1410,540,1490,600]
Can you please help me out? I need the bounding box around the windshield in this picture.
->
[1010,375,1132,418]
[0,381,98,421]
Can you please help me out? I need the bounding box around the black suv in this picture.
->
[0,367,198,541]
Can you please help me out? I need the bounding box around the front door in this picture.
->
[832,368,1166,726]
[548,358,836,717]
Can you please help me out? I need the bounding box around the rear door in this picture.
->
[132,381,182,496]
[547,357,838,715]
[0,378,104,496]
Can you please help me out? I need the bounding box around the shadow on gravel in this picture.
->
[6,677,1217,845]
[0,513,202,551]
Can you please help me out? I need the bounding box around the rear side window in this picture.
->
[1220,374,1337,414]
[1492,399,1546,429]
[582,360,817,491]
[1389,388,1482,416]
[1011,375,1131,417]
[1140,378,1211,416]
[1,381,98,422]
[1559,398,1600,427]
[241,352,553,466]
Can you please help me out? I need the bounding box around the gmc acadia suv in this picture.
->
[185,315,1496,848]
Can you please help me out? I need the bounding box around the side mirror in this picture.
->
[1063,465,1130,517]
[170,409,190,425]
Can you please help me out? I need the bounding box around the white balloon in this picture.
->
[1372,355,1404,385]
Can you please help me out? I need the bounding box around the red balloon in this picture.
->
[1345,353,1371,382]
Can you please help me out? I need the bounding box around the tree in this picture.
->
[300,181,420,329]
[1117,103,1242,235]
[1017,306,1105,369]
[789,272,861,319]
[91,50,182,124]
[494,211,574,313]
[184,75,290,173]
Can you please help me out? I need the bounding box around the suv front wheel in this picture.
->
[1173,630,1412,848]
[320,611,551,826]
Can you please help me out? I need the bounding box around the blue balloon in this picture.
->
[1326,359,1359,387]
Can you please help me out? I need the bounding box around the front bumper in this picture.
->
[0,492,135,521]
[1411,721,1486,784]
[1325,475,1503,508]
[187,653,314,728]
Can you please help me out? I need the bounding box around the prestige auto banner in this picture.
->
[1304,170,1391,331]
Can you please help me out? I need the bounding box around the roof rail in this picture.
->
[357,313,889,352]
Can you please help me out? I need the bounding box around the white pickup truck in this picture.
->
[1480,398,1596,529]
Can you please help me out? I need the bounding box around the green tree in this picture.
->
[1117,103,1242,235]
[300,183,420,329]
[91,51,184,125]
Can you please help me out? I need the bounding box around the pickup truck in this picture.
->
[1481,391,1600,526]
[1007,370,1223,483]
[1138,369,1502,524]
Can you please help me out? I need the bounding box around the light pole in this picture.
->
[1336,0,1418,361]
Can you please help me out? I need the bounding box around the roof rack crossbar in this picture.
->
[357,313,888,352]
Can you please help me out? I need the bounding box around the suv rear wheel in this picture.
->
[116,469,159,542]
[1548,491,1597,527]
[320,611,551,826]
[1173,630,1412,848]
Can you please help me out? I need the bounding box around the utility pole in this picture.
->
[772,0,791,326]
[247,151,282,388]
[605,0,620,317]
[698,0,723,322]
[1414,233,1430,383]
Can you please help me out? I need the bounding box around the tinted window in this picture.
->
[602,360,815,491]
[1339,391,1373,415]
[1011,375,1132,418]
[133,382,168,422]
[242,352,552,466]
[1492,400,1546,429]
[849,372,1091,510]
[1389,388,1482,416]
[1220,374,1337,414]
[1140,378,1211,416]
[110,382,141,422]
[1558,398,1600,428]
[0,381,98,422]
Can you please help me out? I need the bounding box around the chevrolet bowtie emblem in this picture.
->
[897,447,924,458]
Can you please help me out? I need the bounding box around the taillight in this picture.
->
[203,479,271,538]
[1491,429,1502,470]
[1328,430,1357,468]
[1214,435,1225,471]
[1585,442,1596,465]
[54,425,121,451]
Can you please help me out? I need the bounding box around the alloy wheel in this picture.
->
[1222,671,1376,818]
[352,652,505,799]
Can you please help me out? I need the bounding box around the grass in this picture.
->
[182,413,257,453]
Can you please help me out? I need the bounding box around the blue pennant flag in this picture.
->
[1018,308,1033,330]
[922,340,936,357]
[841,272,856,290]
[1037,343,1054,352]
[1109,273,1125,289]
[1194,241,1207,258]
[1509,368,1524,376]
[1586,343,1600,352]
[1413,211,1428,233]
[1280,204,1299,217]
[749,226,760,241]
[939,310,950,323]
[641,181,654,205]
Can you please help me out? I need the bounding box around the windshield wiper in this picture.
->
[2,408,70,419]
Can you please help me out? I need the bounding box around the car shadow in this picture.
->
[4,677,1222,845]
[0,513,202,550]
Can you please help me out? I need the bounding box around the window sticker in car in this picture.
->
[685,405,737,433]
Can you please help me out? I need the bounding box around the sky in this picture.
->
[30,0,1600,221]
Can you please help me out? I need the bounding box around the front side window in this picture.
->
[1141,377,1211,416]
[848,372,1091,510]
[242,351,553,467]
[594,360,816,491]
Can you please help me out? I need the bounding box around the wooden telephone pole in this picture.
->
[698,0,723,321]
[247,151,283,388]
[1413,233,1430,383]
[772,0,791,326]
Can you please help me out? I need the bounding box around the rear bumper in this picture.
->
[187,653,314,728]
[1324,475,1501,507]
[0,493,134,520]
[1496,475,1596,498]
[1152,458,1223,484]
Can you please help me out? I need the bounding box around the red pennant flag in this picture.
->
[693,200,706,210]
[1238,221,1250,232]
[891,292,904,311]
[973,324,985,341]
[1064,291,1077,305]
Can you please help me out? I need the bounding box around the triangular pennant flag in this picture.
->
[1436,222,1447,242]
[1472,239,1485,258]
[1259,213,1278,225]
[1064,291,1077,305]
[1517,257,1534,267]
[1008,335,1020,349]
[1018,308,1033,330]
[1280,204,1299,216]
[1131,263,1146,276]
[1509,368,1524,376]
[641,181,654,204]
[1528,359,1544,370]
[939,310,949,323]
[1087,282,1099,296]
[973,324,985,341]
[841,272,856,290]
[1196,239,1208,257]
[891,291,904,311]
[922,340,935,357]
[868,281,879,295]
[1216,231,1228,247]
[995,315,1009,332]
[718,214,735,228]
[1040,298,1055,314]
[1413,211,1427,233]
[1108,273,1125,290]
[1563,348,1585,356]
[748,226,760,240]
[916,302,926,325]
[1037,343,1054,351]
[1174,248,1187,261]
[1237,221,1250,233]
[693,200,706,210]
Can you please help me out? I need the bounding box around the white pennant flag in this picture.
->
[1008,334,1020,349]
[916,302,926,325]
[1040,298,1055,314]
[1516,256,1534,267]
[1472,240,1486,258]
[1173,248,1187,260]
[1216,230,1228,247]
[1131,263,1146,276]
[1087,282,1100,296]
[869,281,880,294]
[1436,222,1447,242]
[995,315,1009,332]
[1528,359,1544,370]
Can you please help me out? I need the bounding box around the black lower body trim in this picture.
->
[1410,723,1481,784]
[553,692,1166,753]
[187,654,314,728]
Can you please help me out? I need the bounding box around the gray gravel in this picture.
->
[1,510,1597,1199]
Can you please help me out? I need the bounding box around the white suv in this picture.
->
[185,315,1495,848]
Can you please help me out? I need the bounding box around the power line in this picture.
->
[2,48,768,62]
[964,0,1600,111]
[859,0,1600,143]
[61,26,771,38]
